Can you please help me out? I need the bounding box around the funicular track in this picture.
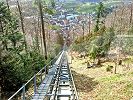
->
[31,50,78,100]
[8,50,78,100]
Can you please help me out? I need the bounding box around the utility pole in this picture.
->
[38,0,48,60]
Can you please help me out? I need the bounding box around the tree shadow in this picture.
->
[72,70,98,92]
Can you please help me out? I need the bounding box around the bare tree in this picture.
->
[88,13,91,35]
[119,5,125,34]
[17,0,27,52]
[129,4,133,27]
[17,1,25,34]
[37,16,44,55]
[112,10,117,28]
[33,17,40,52]
[38,0,47,60]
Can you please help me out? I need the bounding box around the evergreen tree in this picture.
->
[0,2,46,98]
[89,28,115,64]
[94,2,106,32]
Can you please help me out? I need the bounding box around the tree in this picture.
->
[89,28,115,65]
[129,4,133,27]
[0,2,26,96]
[94,2,107,32]
[33,0,56,60]
[88,13,91,35]
[0,2,11,50]
[119,5,125,34]
[17,0,27,52]
[0,2,46,98]
[33,17,40,52]
[5,0,10,10]
[37,0,48,60]
[56,33,64,47]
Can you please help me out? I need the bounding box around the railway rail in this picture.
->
[8,50,78,100]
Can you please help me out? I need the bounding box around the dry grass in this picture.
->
[69,56,133,100]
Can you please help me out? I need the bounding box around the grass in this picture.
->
[77,3,97,14]
[75,1,123,14]
[97,74,124,83]
[61,0,123,14]
[69,54,133,100]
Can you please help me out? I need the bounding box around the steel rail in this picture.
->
[47,52,79,100]
[8,51,62,100]
[8,50,79,100]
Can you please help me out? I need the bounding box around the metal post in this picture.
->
[34,75,37,94]
[22,85,25,100]
[45,66,47,75]
[0,86,1,100]
[40,72,42,82]
[51,60,53,66]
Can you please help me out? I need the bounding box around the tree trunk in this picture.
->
[6,0,10,10]
[0,19,4,33]
[114,62,117,74]
[119,6,125,34]
[0,48,1,100]
[17,1,25,34]
[97,58,101,65]
[38,0,47,60]
[88,13,91,35]
[112,10,116,28]
[37,16,44,55]
[0,50,2,100]
[33,17,40,52]
[129,4,133,27]
[0,84,1,100]
[17,0,27,52]
[82,23,85,41]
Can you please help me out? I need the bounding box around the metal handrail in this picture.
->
[70,68,79,100]
[45,52,79,100]
[66,51,79,99]
[8,51,62,100]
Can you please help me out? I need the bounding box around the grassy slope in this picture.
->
[63,0,122,13]
[78,1,123,13]
[69,55,133,100]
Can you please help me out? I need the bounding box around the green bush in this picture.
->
[106,65,113,72]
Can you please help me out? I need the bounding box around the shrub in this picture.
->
[106,65,113,72]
